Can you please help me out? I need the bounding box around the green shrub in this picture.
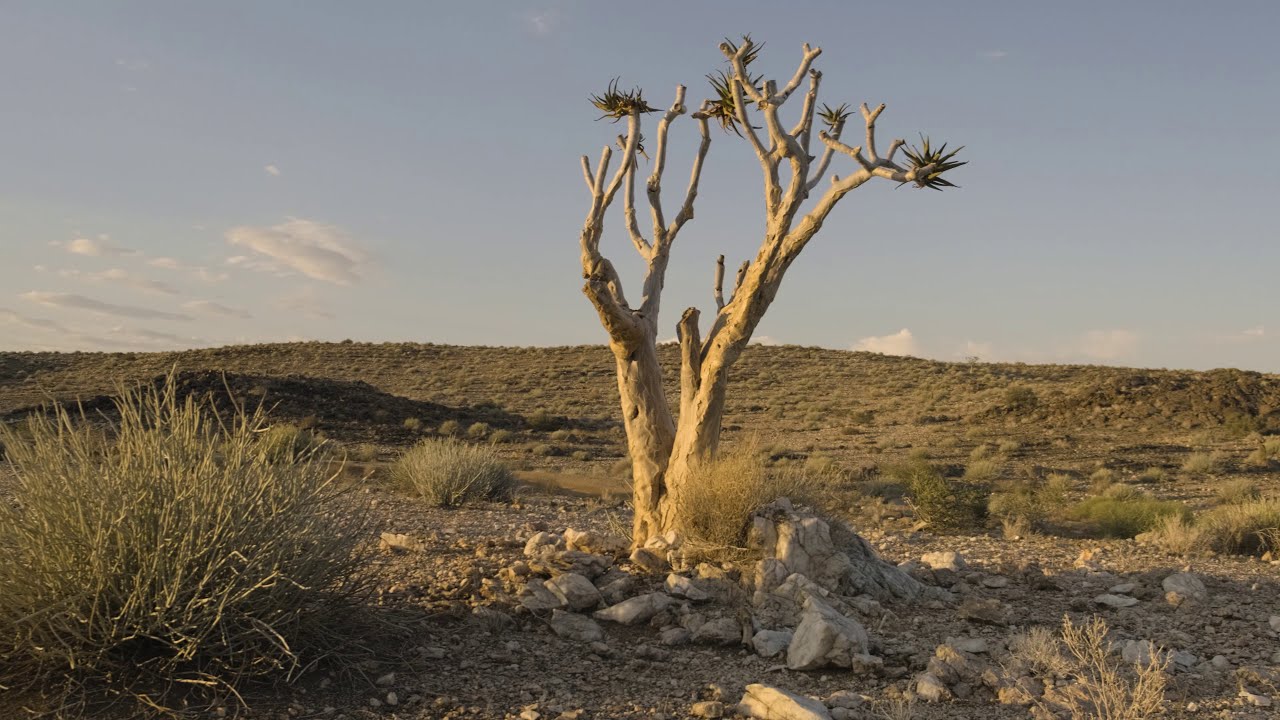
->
[392,438,514,507]
[1196,500,1280,555]
[1136,466,1169,483]
[1088,468,1116,494]
[526,409,560,431]
[0,377,370,709]
[1004,386,1038,411]
[964,458,1003,483]
[466,421,491,440]
[1068,494,1190,538]
[890,459,988,531]
[257,422,323,463]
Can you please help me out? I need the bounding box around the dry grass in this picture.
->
[1057,615,1168,720]
[1009,625,1072,677]
[392,437,515,507]
[1068,491,1190,538]
[673,446,820,549]
[0,374,373,712]
[1181,450,1224,474]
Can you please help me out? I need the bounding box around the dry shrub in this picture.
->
[392,437,515,507]
[1009,625,1072,677]
[1214,478,1260,505]
[989,474,1067,528]
[963,457,1003,483]
[1057,615,1168,719]
[1196,499,1280,555]
[1180,450,1223,474]
[673,446,819,548]
[0,376,373,711]
[1147,513,1204,555]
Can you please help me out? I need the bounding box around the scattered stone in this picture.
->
[752,630,794,658]
[385,692,398,706]
[1074,548,1103,571]
[738,683,832,720]
[787,595,870,670]
[920,551,966,572]
[1269,615,1280,632]
[594,593,674,625]
[1162,572,1207,606]
[981,576,1009,589]
[1171,650,1198,669]
[1210,655,1231,671]
[1240,689,1272,707]
[1121,640,1160,665]
[958,597,1010,625]
[594,572,638,605]
[1109,582,1137,594]
[822,691,864,710]
[524,532,561,556]
[375,672,396,687]
[563,528,627,557]
[659,627,692,646]
[1093,593,1139,609]
[548,610,604,643]
[691,700,725,718]
[519,580,565,612]
[693,618,742,646]
[545,573,602,611]
[629,547,669,574]
[945,637,989,654]
[378,532,424,553]
[915,673,952,702]
[665,573,711,601]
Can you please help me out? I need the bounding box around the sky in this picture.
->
[1,1,1277,372]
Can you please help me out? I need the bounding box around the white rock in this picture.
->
[752,630,794,658]
[920,551,966,572]
[378,532,423,553]
[1162,572,1207,606]
[981,576,1009,589]
[823,690,865,710]
[523,532,560,556]
[375,672,396,686]
[915,673,952,702]
[787,595,870,670]
[738,683,832,720]
[665,573,711,601]
[691,700,725,718]
[945,636,989,654]
[1109,582,1137,594]
[562,528,627,557]
[659,627,692,646]
[519,580,565,612]
[545,573,602,611]
[1269,615,1280,632]
[1093,593,1139,608]
[694,617,742,646]
[548,610,604,643]
[593,592,673,625]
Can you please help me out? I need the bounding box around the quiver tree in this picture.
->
[578,38,964,547]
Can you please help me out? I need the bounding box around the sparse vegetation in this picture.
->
[889,458,988,532]
[0,376,372,710]
[673,446,818,549]
[1180,450,1223,474]
[392,437,515,507]
[1056,615,1169,720]
[1068,491,1190,538]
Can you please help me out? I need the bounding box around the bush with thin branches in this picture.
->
[0,376,373,710]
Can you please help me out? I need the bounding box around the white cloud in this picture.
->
[0,307,203,351]
[852,328,919,357]
[21,291,192,322]
[64,235,136,257]
[183,300,252,320]
[1077,329,1138,361]
[0,307,72,334]
[264,164,281,177]
[750,335,781,346]
[979,50,1009,60]
[148,257,229,283]
[225,218,366,285]
[1243,326,1265,338]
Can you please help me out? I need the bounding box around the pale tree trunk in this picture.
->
[578,41,954,547]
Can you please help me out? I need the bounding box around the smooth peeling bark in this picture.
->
[610,336,676,543]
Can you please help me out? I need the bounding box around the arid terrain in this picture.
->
[2,342,1279,719]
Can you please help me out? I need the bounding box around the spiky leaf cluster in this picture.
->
[705,36,764,135]
[590,78,656,122]
[902,135,966,190]
[817,103,852,131]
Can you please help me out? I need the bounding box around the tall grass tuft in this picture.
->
[0,375,373,711]
[673,446,819,549]
[392,437,515,507]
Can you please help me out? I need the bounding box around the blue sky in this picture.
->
[1,1,1277,371]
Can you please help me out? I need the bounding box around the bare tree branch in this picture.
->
[666,104,712,243]
[581,156,596,194]
[860,102,886,162]
[734,260,749,297]
[646,85,687,247]
[790,69,822,153]
[774,43,822,103]
[713,255,725,310]
[677,307,702,419]
[720,40,770,162]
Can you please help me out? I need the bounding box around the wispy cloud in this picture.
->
[148,257,229,283]
[523,9,559,35]
[852,328,919,357]
[21,291,192,322]
[978,49,1009,60]
[958,340,993,360]
[274,285,336,321]
[56,268,179,295]
[183,300,252,320]
[1,307,203,351]
[1242,325,1265,338]
[264,164,281,177]
[61,235,137,257]
[226,218,367,285]
[1076,329,1138,361]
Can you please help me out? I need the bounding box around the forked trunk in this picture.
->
[611,338,678,544]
